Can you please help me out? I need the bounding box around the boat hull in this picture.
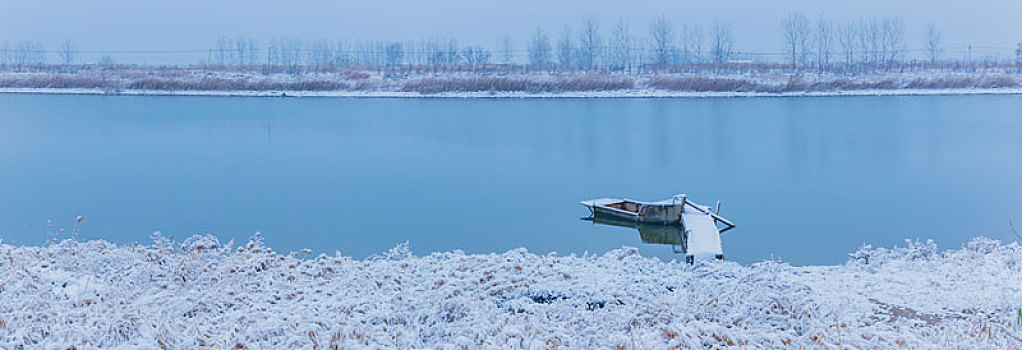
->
[583,198,684,224]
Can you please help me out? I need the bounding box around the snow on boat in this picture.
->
[580,194,735,262]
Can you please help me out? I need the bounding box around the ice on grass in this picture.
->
[1,235,1020,348]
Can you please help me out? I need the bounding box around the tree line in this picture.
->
[2,14,1022,74]
[210,17,740,73]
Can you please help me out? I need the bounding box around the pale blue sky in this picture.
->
[1,0,1019,62]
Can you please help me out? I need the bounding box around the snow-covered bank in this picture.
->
[5,87,1022,99]
[1,235,1020,349]
[1,68,1021,98]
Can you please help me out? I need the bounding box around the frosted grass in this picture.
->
[0,68,1019,98]
[1,233,1020,349]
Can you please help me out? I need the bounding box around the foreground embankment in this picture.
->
[1,235,1020,348]
[1,67,1021,98]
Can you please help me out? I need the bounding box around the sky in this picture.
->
[1,0,1020,63]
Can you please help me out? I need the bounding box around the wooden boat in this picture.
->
[579,194,688,224]
[580,194,735,262]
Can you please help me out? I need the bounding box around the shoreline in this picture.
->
[3,87,1022,98]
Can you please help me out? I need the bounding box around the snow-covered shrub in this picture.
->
[401,75,634,94]
[903,73,1019,89]
[966,236,1001,254]
[647,75,779,92]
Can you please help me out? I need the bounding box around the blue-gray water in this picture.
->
[1,94,1020,265]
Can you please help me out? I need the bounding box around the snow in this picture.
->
[1,68,1021,98]
[1,234,1020,349]
[578,198,621,208]
[4,86,1022,99]
[681,211,723,259]
[650,194,687,205]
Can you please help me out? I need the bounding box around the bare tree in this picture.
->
[265,38,279,72]
[837,22,858,68]
[249,38,259,65]
[462,46,479,67]
[923,22,942,64]
[362,41,386,67]
[426,39,460,67]
[499,35,514,66]
[422,40,437,68]
[410,41,427,67]
[58,40,75,73]
[13,41,44,71]
[271,38,303,74]
[234,38,248,67]
[461,46,491,66]
[578,17,602,69]
[528,26,552,67]
[214,36,234,66]
[445,40,461,66]
[858,19,881,66]
[709,20,734,64]
[783,13,811,68]
[649,15,674,66]
[681,22,703,64]
[880,17,906,65]
[333,40,352,67]
[814,17,834,70]
[607,18,632,71]
[32,42,46,66]
[308,39,334,72]
[367,41,386,67]
[233,38,257,67]
[1016,40,1022,65]
[385,42,405,67]
[0,42,9,70]
[358,41,373,68]
[557,25,575,69]
[96,55,116,87]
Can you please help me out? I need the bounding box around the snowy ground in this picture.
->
[4,86,1022,99]
[1,67,1020,98]
[1,234,1020,349]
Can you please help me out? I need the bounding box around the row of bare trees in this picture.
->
[783,14,954,71]
[529,17,734,70]
[0,41,46,71]
[3,15,1021,74]
[199,15,998,74]
[0,40,79,73]
[198,17,739,73]
[211,36,498,73]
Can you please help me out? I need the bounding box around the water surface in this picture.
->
[1,94,1020,264]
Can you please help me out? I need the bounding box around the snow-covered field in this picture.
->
[1,67,1021,98]
[1,234,1020,349]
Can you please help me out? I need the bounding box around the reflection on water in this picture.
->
[582,215,687,254]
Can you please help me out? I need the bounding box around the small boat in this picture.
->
[581,194,718,225]
[581,194,735,262]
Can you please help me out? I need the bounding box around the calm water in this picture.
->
[1,94,1021,264]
